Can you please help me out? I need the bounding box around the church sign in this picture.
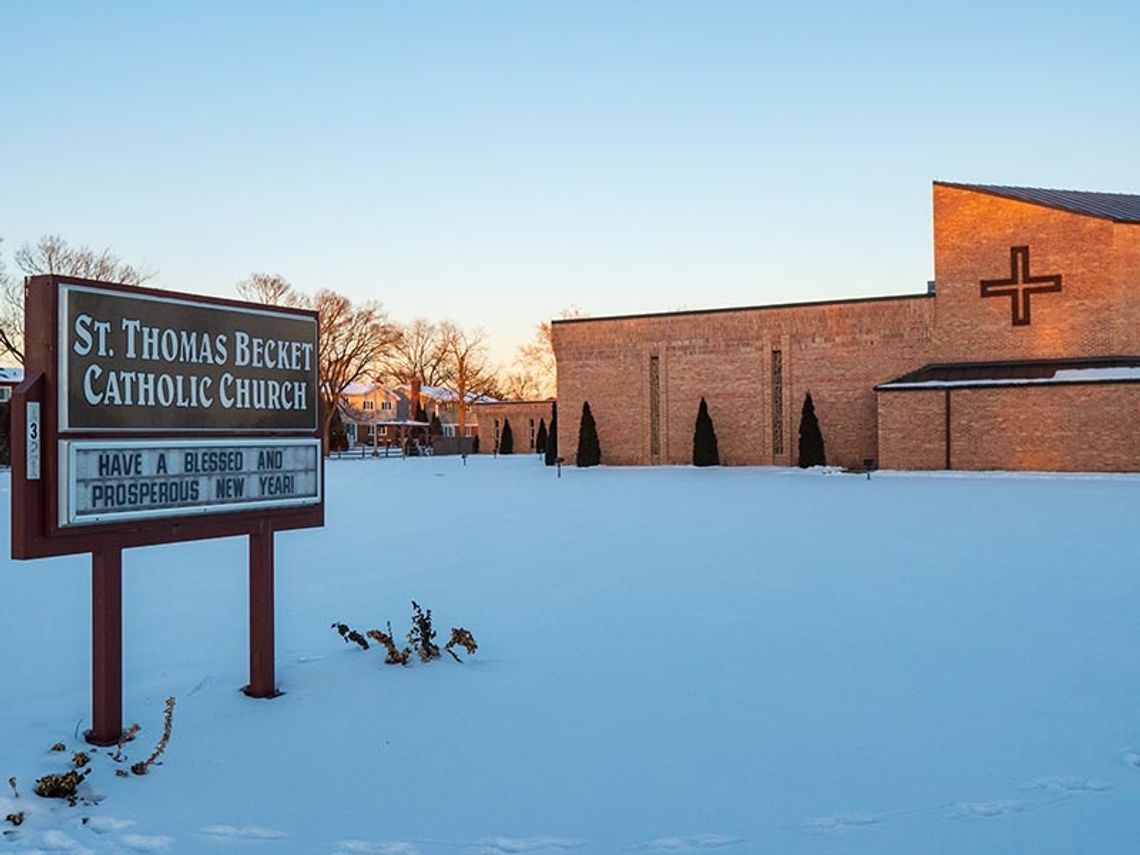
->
[11,275,324,746]
[60,283,318,432]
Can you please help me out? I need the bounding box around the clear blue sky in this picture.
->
[2,1,1137,364]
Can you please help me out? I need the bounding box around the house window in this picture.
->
[444,425,455,437]
[529,418,536,450]
[379,425,388,436]
[0,387,9,403]
[362,400,375,411]
[381,400,392,411]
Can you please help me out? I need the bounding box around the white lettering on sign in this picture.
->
[27,402,41,480]
[58,439,321,527]
[58,283,319,433]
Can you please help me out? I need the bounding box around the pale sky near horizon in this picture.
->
[2,1,1137,366]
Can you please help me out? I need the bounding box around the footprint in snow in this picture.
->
[199,824,288,843]
[468,838,584,854]
[1025,776,1112,793]
[333,841,420,855]
[116,834,174,851]
[36,829,95,853]
[626,834,746,850]
[83,817,136,834]
[187,675,216,697]
[954,800,1024,818]
[801,814,883,831]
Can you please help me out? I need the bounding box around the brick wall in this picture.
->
[880,382,1140,473]
[474,400,555,454]
[877,390,946,470]
[553,296,935,468]
[932,184,1140,362]
[948,383,1140,472]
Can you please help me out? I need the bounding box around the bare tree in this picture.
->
[1,234,157,365]
[438,321,500,438]
[236,272,305,308]
[513,306,586,399]
[314,289,400,455]
[0,246,22,364]
[500,367,545,401]
[379,318,450,386]
[15,234,155,286]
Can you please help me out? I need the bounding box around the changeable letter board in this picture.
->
[60,439,321,526]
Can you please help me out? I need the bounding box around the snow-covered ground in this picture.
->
[2,457,1140,854]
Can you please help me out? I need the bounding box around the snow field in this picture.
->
[2,457,1140,853]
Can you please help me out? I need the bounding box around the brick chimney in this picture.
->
[410,378,422,420]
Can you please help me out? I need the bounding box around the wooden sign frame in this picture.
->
[11,275,325,744]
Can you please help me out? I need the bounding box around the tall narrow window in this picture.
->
[649,356,661,457]
[771,350,784,456]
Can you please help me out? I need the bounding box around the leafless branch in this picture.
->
[438,321,500,436]
[0,248,23,364]
[1,235,159,365]
[510,307,585,400]
[379,318,451,386]
[15,234,155,285]
[235,272,307,308]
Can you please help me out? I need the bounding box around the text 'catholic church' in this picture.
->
[552,182,1140,472]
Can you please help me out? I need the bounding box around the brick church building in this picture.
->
[552,182,1140,472]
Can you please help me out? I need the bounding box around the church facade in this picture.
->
[551,182,1140,472]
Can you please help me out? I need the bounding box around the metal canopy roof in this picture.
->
[938,182,1140,224]
[877,356,1140,390]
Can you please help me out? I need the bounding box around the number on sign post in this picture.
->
[26,402,41,480]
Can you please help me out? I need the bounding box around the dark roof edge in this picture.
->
[473,398,555,406]
[552,291,933,326]
[933,181,1140,224]
[895,354,1140,375]
[877,376,1140,392]
[875,355,1140,390]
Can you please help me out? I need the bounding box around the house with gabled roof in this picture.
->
[336,378,493,453]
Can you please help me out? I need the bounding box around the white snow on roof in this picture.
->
[1054,366,1140,381]
[342,382,379,396]
[405,384,496,403]
[880,366,1140,389]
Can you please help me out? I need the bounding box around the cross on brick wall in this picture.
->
[979,245,1062,327]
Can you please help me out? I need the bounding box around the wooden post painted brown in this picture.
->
[88,547,124,745]
[244,524,278,698]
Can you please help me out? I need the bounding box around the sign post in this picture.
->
[247,522,277,699]
[91,547,124,745]
[11,276,324,743]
